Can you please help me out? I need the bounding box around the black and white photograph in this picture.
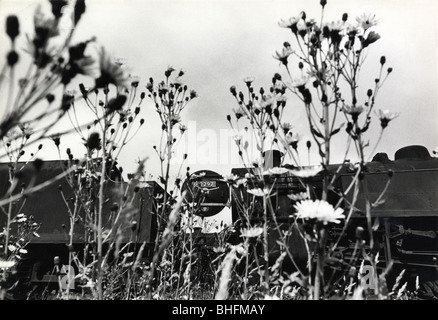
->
[0,0,437,306]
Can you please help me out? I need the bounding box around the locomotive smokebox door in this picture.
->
[182,170,229,217]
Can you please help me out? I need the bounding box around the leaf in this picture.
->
[311,126,324,139]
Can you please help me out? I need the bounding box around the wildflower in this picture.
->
[0,260,16,269]
[85,132,101,151]
[377,109,400,128]
[356,13,379,31]
[324,20,344,45]
[296,19,307,35]
[244,172,255,179]
[213,246,226,254]
[343,105,364,122]
[105,95,127,115]
[179,124,188,133]
[362,31,381,47]
[232,107,245,119]
[190,90,198,99]
[240,227,264,238]
[287,192,310,201]
[345,24,360,39]
[232,133,243,144]
[278,12,305,34]
[169,114,181,126]
[265,167,289,176]
[164,66,175,78]
[129,74,141,88]
[289,165,323,178]
[243,76,255,86]
[95,47,130,89]
[281,122,293,134]
[293,199,345,224]
[255,94,275,110]
[247,188,270,197]
[285,131,301,148]
[273,47,295,66]
[19,123,34,137]
[222,174,242,185]
[289,75,309,91]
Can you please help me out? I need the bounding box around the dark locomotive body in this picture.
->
[0,160,162,297]
[1,145,437,297]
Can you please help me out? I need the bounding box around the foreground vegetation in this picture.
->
[0,0,430,300]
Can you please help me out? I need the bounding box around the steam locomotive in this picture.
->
[1,144,437,297]
[181,144,438,295]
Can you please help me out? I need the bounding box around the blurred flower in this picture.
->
[278,12,306,34]
[95,47,130,89]
[254,95,275,110]
[34,5,59,40]
[289,75,309,90]
[289,165,323,178]
[287,192,310,201]
[325,20,344,33]
[169,114,181,125]
[223,174,246,187]
[18,122,34,137]
[273,47,294,66]
[240,227,264,238]
[179,124,188,133]
[343,105,364,122]
[343,105,364,115]
[281,122,293,134]
[362,31,381,47]
[0,260,16,269]
[247,188,270,197]
[293,199,345,224]
[356,13,379,31]
[265,167,289,176]
[377,109,400,128]
[243,76,255,86]
[232,107,245,119]
[285,131,301,147]
[85,132,101,151]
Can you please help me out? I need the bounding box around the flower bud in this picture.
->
[355,226,364,240]
[7,50,19,67]
[320,0,327,7]
[342,13,348,22]
[387,169,393,178]
[380,56,386,65]
[6,15,19,41]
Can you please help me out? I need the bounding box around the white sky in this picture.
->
[1,0,437,182]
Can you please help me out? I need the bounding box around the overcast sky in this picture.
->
[1,0,437,182]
